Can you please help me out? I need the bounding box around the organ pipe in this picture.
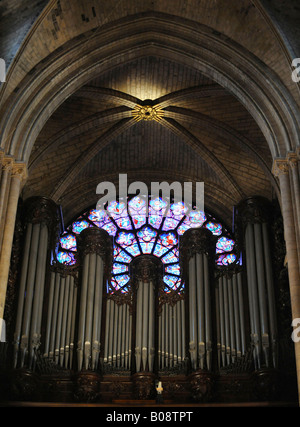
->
[104,298,132,370]
[180,227,215,371]
[43,267,78,369]
[76,227,112,371]
[132,256,162,373]
[215,268,246,369]
[13,197,60,369]
[237,196,278,369]
[158,298,185,370]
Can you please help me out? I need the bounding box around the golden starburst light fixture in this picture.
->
[132,104,164,122]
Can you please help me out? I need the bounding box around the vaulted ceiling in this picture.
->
[1,0,300,228]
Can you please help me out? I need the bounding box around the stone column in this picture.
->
[273,158,300,402]
[236,197,277,371]
[287,152,300,266]
[13,196,60,369]
[180,227,216,403]
[0,159,27,342]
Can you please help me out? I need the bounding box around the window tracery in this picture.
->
[56,196,238,295]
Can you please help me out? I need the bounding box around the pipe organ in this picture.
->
[103,298,132,370]
[2,195,293,404]
[158,298,185,370]
[180,228,215,372]
[13,197,60,370]
[76,228,112,371]
[236,197,278,370]
[43,268,77,369]
[215,268,246,368]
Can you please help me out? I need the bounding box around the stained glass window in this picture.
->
[56,196,238,294]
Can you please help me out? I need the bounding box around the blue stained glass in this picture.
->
[57,197,237,294]
[140,242,154,254]
[101,222,117,236]
[177,210,206,235]
[114,246,132,263]
[128,196,147,212]
[153,243,169,257]
[60,233,77,251]
[57,251,76,265]
[149,197,168,213]
[206,221,222,236]
[110,277,129,293]
[163,275,182,291]
[137,226,157,242]
[189,210,206,225]
[216,236,235,252]
[107,201,127,217]
[170,201,188,217]
[148,214,163,229]
[72,220,90,234]
[115,216,132,230]
[165,264,180,275]
[116,232,136,246]
[162,217,180,231]
[88,209,108,223]
[126,243,141,257]
[114,274,130,286]
[159,232,178,247]
[131,214,146,229]
[113,263,128,274]
[164,275,178,287]
[216,253,236,266]
[148,197,168,229]
[177,222,191,235]
[162,250,179,264]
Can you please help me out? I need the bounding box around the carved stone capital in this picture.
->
[2,156,14,172]
[11,162,28,182]
[272,158,289,177]
[287,152,299,169]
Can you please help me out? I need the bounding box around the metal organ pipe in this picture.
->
[76,227,112,371]
[237,197,278,370]
[104,297,132,370]
[13,197,60,369]
[43,268,78,369]
[180,228,215,372]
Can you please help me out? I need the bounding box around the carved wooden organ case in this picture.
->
[1,196,297,404]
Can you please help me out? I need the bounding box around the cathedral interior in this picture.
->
[0,0,300,407]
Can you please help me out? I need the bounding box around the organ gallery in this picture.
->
[0,194,297,404]
[0,0,300,407]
